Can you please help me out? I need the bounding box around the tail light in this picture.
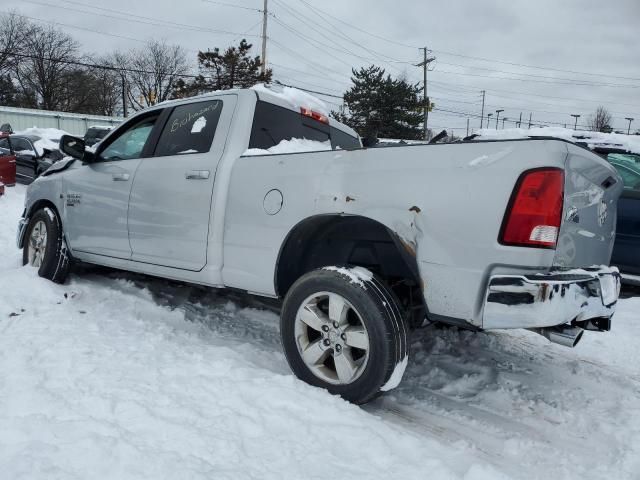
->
[499,168,564,248]
[300,107,329,125]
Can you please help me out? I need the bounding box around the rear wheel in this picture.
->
[23,207,70,283]
[281,266,409,404]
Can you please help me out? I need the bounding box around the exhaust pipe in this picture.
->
[530,325,584,348]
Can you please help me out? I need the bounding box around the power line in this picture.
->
[201,0,264,13]
[23,0,261,38]
[296,0,420,50]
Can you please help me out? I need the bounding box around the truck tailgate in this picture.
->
[555,144,624,268]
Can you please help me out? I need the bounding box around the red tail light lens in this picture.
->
[300,107,329,124]
[500,168,564,248]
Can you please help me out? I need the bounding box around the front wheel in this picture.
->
[280,266,409,404]
[23,207,70,283]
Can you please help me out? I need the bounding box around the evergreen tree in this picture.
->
[174,39,272,98]
[333,66,423,141]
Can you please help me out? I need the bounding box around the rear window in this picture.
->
[154,100,222,157]
[249,101,359,151]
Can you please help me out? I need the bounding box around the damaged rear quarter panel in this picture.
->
[222,140,569,326]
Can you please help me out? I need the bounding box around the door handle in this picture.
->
[112,173,130,181]
[185,170,210,180]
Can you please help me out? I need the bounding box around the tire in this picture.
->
[281,266,409,404]
[22,207,70,284]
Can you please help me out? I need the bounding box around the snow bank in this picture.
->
[15,127,70,155]
[243,138,332,156]
[252,83,329,116]
[476,127,640,154]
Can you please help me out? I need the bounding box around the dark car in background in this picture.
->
[84,125,113,147]
[0,135,63,184]
[592,147,640,284]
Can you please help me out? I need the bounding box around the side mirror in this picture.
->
[60,135,90,161]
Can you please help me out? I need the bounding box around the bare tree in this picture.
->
[15,23,80,110]
[121,40,189,111]
[587,106,613,133]
[0,12,31,74]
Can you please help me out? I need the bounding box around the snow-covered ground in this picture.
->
[1,185,639,480]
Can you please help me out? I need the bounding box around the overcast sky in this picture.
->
[14,0,640,134]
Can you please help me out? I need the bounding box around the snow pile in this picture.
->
[476,127,640,154]
[15,127,70,155]
[252,83,329,116]
[243,138,332,156]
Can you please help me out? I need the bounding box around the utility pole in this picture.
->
[121,73,128,117]
[571,114,580,130]
[260,0,268,76]
[528,112,532,128]
[480,90,486,128]
[625,117,634,135]
[495,109,504,129]
[517,112,522,128]
[416,47,435,140]
[466,118,470,137]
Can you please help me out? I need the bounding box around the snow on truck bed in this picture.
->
[1,185,640,480]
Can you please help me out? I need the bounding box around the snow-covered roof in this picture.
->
[475,127,640,155]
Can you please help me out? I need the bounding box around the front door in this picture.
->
[63,112,161,259]
[0,137,16,186]
[127,96,235,271]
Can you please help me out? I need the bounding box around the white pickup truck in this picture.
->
[17,85,622,404]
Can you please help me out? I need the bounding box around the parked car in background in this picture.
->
[0,132,16,187]
[84,125,113,147]
[592,147,640,284]
[0,134,63,184]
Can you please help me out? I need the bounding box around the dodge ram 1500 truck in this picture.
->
[17,85,623,404]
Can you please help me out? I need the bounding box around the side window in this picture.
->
[249,101,330,150]
[614,165,640,191]
[330,127,361,150]
[154,100,222,157]
[607,154,640,192]
[12,138,35,156]
[100,116,158,161]
[0,138,10,154]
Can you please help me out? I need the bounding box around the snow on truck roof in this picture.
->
[476,127,640,155]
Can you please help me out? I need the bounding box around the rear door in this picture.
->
[127,96,235,271]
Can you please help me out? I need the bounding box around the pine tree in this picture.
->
[174,39,272,98]
[333,66,423,142]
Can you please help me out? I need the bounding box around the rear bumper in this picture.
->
[482,265,621,329]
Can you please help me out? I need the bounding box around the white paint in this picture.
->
[380,355,408,392]
[323,266,374,287]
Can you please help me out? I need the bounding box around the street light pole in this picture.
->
[625,117,634,135]
[502,117,507,129]
[495,109,504,130]
[571,114,580,130]
[487,113,493,128]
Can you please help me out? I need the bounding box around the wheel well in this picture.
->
[28,199,59,219]
[275,215,424,324]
